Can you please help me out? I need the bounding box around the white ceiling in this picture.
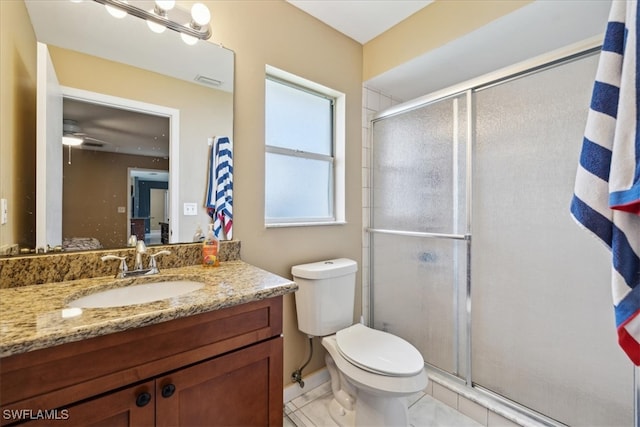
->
[288,0,613,102]
[286,0,433,44]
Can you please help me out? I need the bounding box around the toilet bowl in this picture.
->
[322,324,427,426]
[292,259,428,427]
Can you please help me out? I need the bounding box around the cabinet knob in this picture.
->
[136,392,152,407]
[161,383,176,398]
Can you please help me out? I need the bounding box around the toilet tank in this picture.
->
[292,258,358,337]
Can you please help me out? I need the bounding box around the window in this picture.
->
[265,66,345,226]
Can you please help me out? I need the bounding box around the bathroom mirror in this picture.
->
[12,0,234,253]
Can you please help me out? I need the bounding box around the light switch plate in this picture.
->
[183,203,198,216]
[1,199,7,225]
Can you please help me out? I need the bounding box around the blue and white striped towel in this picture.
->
[205,136,233,239]
[571,0,640,364]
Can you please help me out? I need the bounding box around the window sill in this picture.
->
[265,221,346,228]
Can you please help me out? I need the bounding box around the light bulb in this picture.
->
[181,33,198,46]
[62,136,83,146]
[191,3,210,26]
[154,0,175,11]
[147,20,166,33]
[105,1,127,19]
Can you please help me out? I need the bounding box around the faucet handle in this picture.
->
[150,250,171,258]
[101,255,129,278]
[148,250,171,273]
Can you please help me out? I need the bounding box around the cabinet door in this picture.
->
[18,381,155,426]
[156,337,283,427]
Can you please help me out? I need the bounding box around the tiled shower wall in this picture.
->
[361,85,402,325]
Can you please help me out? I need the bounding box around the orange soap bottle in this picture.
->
[202,224,219,267]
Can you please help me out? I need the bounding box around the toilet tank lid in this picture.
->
[291,258,357,280]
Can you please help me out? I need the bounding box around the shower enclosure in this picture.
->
[369,46,633,426]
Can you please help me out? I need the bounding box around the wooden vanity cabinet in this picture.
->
[0,297,284,426]
[157,337,282,426]
[23,381,157,426]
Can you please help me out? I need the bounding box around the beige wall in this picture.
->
[0,1,37,250]
[363,0,533,81]
[206,0,364,385]
[62,150,169,248]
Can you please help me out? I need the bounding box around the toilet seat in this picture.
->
[336,324,424,377]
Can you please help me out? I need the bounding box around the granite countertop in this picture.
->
[0,261,297,358]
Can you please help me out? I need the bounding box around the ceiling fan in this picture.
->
[62,119,113,165]
[62,119,111,148]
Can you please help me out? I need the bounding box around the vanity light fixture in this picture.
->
[92,0,212,42]
[146,0,172,33]
[105,0,128,19]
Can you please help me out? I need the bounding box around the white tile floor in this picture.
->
[284,382,483,427]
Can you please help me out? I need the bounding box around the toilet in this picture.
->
[292,258,427,427]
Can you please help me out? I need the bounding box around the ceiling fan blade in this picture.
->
[83,136,111,146]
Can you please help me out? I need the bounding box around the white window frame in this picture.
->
[265,65,346,227]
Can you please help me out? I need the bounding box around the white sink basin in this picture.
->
[68,280,205,309]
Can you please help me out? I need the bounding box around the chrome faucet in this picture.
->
[102,243,171,279]
[134,241,147,270]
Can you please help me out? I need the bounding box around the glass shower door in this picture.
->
[472,53,632,426]
[370,94,469,378]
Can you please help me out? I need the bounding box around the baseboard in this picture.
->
[283,367,329,403]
